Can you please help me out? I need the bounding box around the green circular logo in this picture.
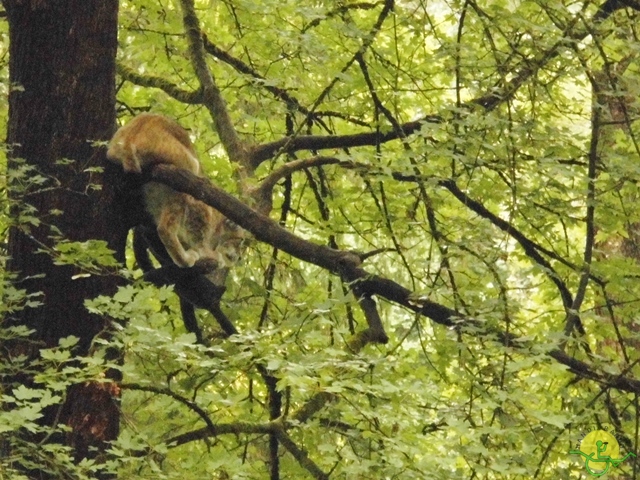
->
[580,430,620,476]
[570,428,636,477]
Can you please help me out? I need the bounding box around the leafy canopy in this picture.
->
[3,0,640,479]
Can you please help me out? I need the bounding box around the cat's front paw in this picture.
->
[178,250,200,268]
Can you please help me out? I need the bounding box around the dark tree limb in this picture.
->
[273,423,329,480]
[179,297,204,345]
[180,0,249,165]
[132,226,206,343]
[132,224,235,339]
[122,383,217,435]
[163,418,330,480]
[133,223,210,342]
[594,0,640,22]
[165,421,273,448]
[249,116,440,168]
[116,63,204,105]
[438,181,575,314]
[149,164,640,394]
[132,225,155,272]
[150,165,389,342]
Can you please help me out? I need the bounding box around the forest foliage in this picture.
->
[3,0,640,478]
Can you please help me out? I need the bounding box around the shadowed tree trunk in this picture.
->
[3,0,123,476]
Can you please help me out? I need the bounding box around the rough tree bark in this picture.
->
[3,0,122,475]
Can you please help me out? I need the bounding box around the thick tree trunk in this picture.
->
[3,0,123,474]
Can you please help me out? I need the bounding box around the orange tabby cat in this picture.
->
[107,113,239,274]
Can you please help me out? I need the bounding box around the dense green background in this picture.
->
[3,1,640,478]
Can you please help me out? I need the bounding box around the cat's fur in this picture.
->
[107,113,238,272]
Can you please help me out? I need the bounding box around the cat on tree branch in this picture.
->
[108,0,640,350]
[99,2,640,477]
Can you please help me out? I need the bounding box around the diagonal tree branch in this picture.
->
[179,0,249,165]
[122,383,217,435]
[201,34,369,128]
[593,0,640,22]
[149,164,640,395]
[116,63,203,104]
[274,423,329,480]
[247,0,397,167]
[439,180,575,313]
[164,419,329,479]
[300,0,395,126]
